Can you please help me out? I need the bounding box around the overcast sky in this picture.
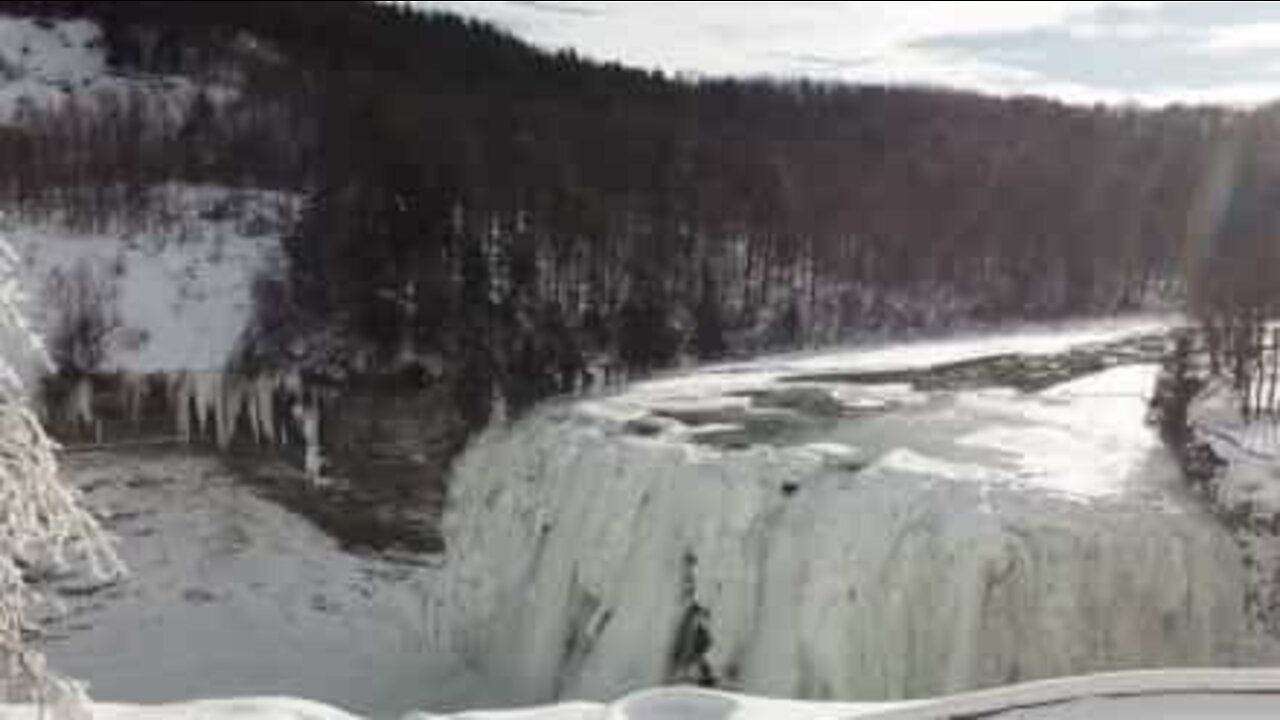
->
[412,1,1280,106]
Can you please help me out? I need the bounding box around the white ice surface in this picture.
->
[774,315,1175,374]
[595,315,1173,421]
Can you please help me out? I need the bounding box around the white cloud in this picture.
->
[1066,19,1174,41]
[416,2,1133,75]
[409,1,1280,105]
[1199,22,1280,54]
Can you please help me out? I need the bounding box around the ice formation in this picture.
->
[54,368,323,463]
[434,325,1250,705]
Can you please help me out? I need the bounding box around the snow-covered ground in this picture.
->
[434,318,1255,705]
[1187,378,1280,639]
[37,451,446,718]
[8,185,297,373]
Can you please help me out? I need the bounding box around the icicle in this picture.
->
[191,372,220,444]
[216,374,240,450]
[282,369,303,396]
[292,395,326,485]
[245,379,262,445]
[171,372,193,443]
[490,381,508,426]
[119,371,147,426]
[65,377,93,429]
[254,375,277,444]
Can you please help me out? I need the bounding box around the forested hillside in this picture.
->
[0,1,1265,426]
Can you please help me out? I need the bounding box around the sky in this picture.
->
[412,1,1280,106]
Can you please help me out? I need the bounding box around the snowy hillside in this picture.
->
[0,16,204,123]
[0,17,113,118]
[8,185,297,373]
[0,15,284,373]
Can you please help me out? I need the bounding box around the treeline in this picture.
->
[0,1,1263,424]
[0,89,305,232]
[1176,108,1280,415]
[1187,108,1280,318]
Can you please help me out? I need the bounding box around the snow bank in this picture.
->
[0,697,363,720]
[432,324,1247,705]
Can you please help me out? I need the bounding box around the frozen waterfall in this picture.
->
[432,321,1252,705]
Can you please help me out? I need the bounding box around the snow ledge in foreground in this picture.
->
[13,669,1280,720]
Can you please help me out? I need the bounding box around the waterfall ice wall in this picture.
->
[433,336,1252,705]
